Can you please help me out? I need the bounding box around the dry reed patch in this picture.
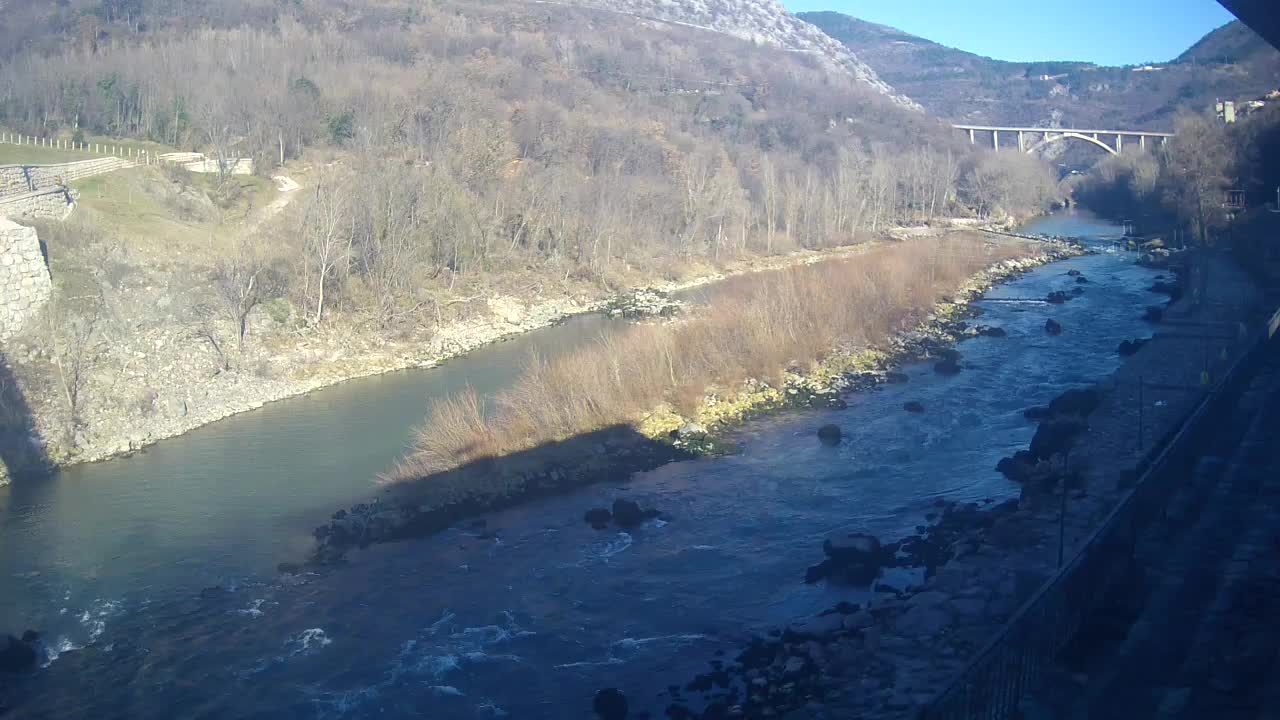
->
[393,234,1033,481]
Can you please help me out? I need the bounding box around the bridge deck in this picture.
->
[953,124,1174,136]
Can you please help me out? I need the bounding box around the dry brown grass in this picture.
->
[393,234,1033,480]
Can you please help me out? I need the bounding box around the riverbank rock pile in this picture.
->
[667,498,1032,719]
[605,289,683,319]
[997,387,1100,487]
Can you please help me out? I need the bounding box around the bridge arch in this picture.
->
[1024,132,1118,156]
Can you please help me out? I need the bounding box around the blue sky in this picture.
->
[784,0,1237,66]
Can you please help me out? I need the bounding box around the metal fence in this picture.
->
[917,317,1274,720]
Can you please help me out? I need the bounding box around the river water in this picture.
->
[0,212,1160,718]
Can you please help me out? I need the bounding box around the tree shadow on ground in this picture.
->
[310,424,693,565]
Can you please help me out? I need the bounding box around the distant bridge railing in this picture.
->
[916,304,1274,720]
[954,125,1174,155]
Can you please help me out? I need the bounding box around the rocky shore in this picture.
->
[642,251,1264,720]
[309,236,1082,565]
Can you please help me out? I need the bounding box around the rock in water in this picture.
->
[821,532,885,585]
[1118,338,1149,356]
[1022,406,1052,420]
[996,450,1037,482]
[0,634,37,673]
[1075,275,1089,284]
[884,371,910,384]
[1046,291,1068,304]
[817,425,843,445]
[610,499,645,528]
[584,507,613,529]
[1066,269,1081,276]
[934,358,961,375]
[977,325,1007,337]
[593,688,628,720]
[1044,318,1063,335]
[903,401,925,413]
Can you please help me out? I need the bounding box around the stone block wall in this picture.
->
[0,187,77,221]
[0,158,134,200]
[0,217,52,342]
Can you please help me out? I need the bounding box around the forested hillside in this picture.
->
[0,0,1064,466]
[804,13,1280,130]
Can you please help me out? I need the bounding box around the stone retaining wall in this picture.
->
[0,158,135,200]
[0,187,77,221]
[0,217,52,342]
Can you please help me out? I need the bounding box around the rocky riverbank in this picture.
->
[645,251,1264,720]
[310,236,1083,565]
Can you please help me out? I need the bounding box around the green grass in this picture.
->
[72,167,278,262]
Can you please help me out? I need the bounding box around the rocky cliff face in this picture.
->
[553,0,921,110]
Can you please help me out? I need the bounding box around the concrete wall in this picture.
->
[0,187,77,221]
[0,217,52,342]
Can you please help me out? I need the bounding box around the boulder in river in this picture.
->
[1045,318,1063,335]
[1066,269,1082,276]
[584,507,613,529]
[0,634,37,674]
[933,358,961,375]
[884,371,909,384]
[1075,275,1089,284]
[817,424,843,445]
[610,499,658,528]
[1071,286,1085,295]
[1149,280,1182,300]
[1022,406,1052,421]
[1046,291,1068,304]
[903,401,925,413]
[816,532,886,585]
[976,325,1007,337]
[1118,338,1149,356]
[996,451,1037,483]
[593,688,629,720]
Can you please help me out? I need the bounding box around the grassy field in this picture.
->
[72,167,278,262]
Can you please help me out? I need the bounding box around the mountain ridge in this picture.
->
[802,12,1280,130]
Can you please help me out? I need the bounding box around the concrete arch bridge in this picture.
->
[953,125,1174,156]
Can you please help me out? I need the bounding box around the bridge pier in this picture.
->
[1117,134,1123,154]
[1140,135,1146,150]
[969,128,975,144]
[1018,131,1025,152]
[993,130,999,151]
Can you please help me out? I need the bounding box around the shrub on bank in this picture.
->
[394,234,1033,480]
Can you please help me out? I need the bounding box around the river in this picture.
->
[0,212,1160,718]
